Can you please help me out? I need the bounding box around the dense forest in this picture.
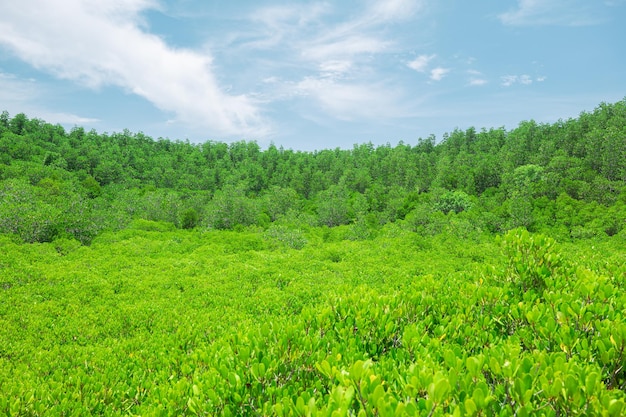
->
[1,100,625,416]
[1,98,625,244]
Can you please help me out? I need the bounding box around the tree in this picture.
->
[316,185,350,227]
[262,186,301,222]
[506,165,544,229]
[434,190,472,214]
[205,184,258,229]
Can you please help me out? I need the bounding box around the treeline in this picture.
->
[0,99,625,244]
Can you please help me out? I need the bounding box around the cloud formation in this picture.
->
[408,54,436,72]
[295,77,408,121]
[0,0,268,137]
[469,78,488,86]
[430,67,450,81]
[368,0,425,21]
[466,70,487,86]
[244,0,426,121]
[501,74,544,86]
[0,72,98,125]
[499,0,605,26]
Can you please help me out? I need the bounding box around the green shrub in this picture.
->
[499,228,563,294]
[434,190,472,214]
[263,225,308,250]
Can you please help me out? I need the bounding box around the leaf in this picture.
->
[433,377,450,404]
[465,398,477,415]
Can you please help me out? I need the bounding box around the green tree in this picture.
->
[206,184,258,229]
[316,185,351,227]
[434,190,472,214]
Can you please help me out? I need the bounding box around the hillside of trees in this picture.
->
[1,99,625,244]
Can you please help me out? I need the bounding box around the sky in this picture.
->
[0,0,624,151]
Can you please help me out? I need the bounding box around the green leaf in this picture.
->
[465,398,477,415]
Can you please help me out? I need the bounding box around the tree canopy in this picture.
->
[0,99,625,243]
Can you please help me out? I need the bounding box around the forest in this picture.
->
[0,99,625,415]
[0,99,625,244]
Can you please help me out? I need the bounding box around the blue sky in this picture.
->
[0,0,624,151]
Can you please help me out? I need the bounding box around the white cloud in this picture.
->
[501,74,545,86]
[368,0,426,21]
[408,54,436,72]
[243,0,428,123]
[0,0,269,137]
[469,78,488,86]
[41,112,100,126]
[245,3,331,50]
[248,0,426,70]
[302,36,391,62]
[0,72,37,103]
[499,0,605,26]
[519,75,533,85]
[319,60,353,77]
[0,72,98,125]
[466,69,487,86]
[430,67,450,81]
[501,75,519,87]
[295,76,409,121]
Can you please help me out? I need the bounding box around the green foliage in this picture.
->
[1,228,624,415]
[128,218,176,232]
[263,224,308,249]
[1,99,626,240]
[434,190,472,214]
[1,100,625,414]
[316,184,351,227]
[205,185,259,229]
[181,207,199,229]
[404,204,447,236]
[80,174,102,198]
[500,228,563,294]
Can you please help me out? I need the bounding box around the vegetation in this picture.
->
[0,99,625,415]
[1,99,625,243]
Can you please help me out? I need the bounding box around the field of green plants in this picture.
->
[1,222,625,416]
[1,101,625,415]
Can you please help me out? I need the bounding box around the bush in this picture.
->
[128,219,176,232]
[263,225,308,250]
[181,208,199,229]
[434,190,472,214]
[499,228,564,294]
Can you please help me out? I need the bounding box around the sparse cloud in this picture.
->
[245,3,331,50]
[408,55,451,82]
[499,0,606,26]
[294,76,409,121]
[301,36,391,63]
[501,74,545,87]
[469,78,488,86]
[367,0,426,21]
[319,60,353,77]
[430,67,450,81]
[0,0,269,137]
[42,112,100,126]
[501,75,519,87]
[408,54,436,72]
[0,72,98,125]
[467,69,487,86]
[243,0,427,121]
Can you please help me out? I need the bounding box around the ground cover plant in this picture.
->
[1,224,625,415]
